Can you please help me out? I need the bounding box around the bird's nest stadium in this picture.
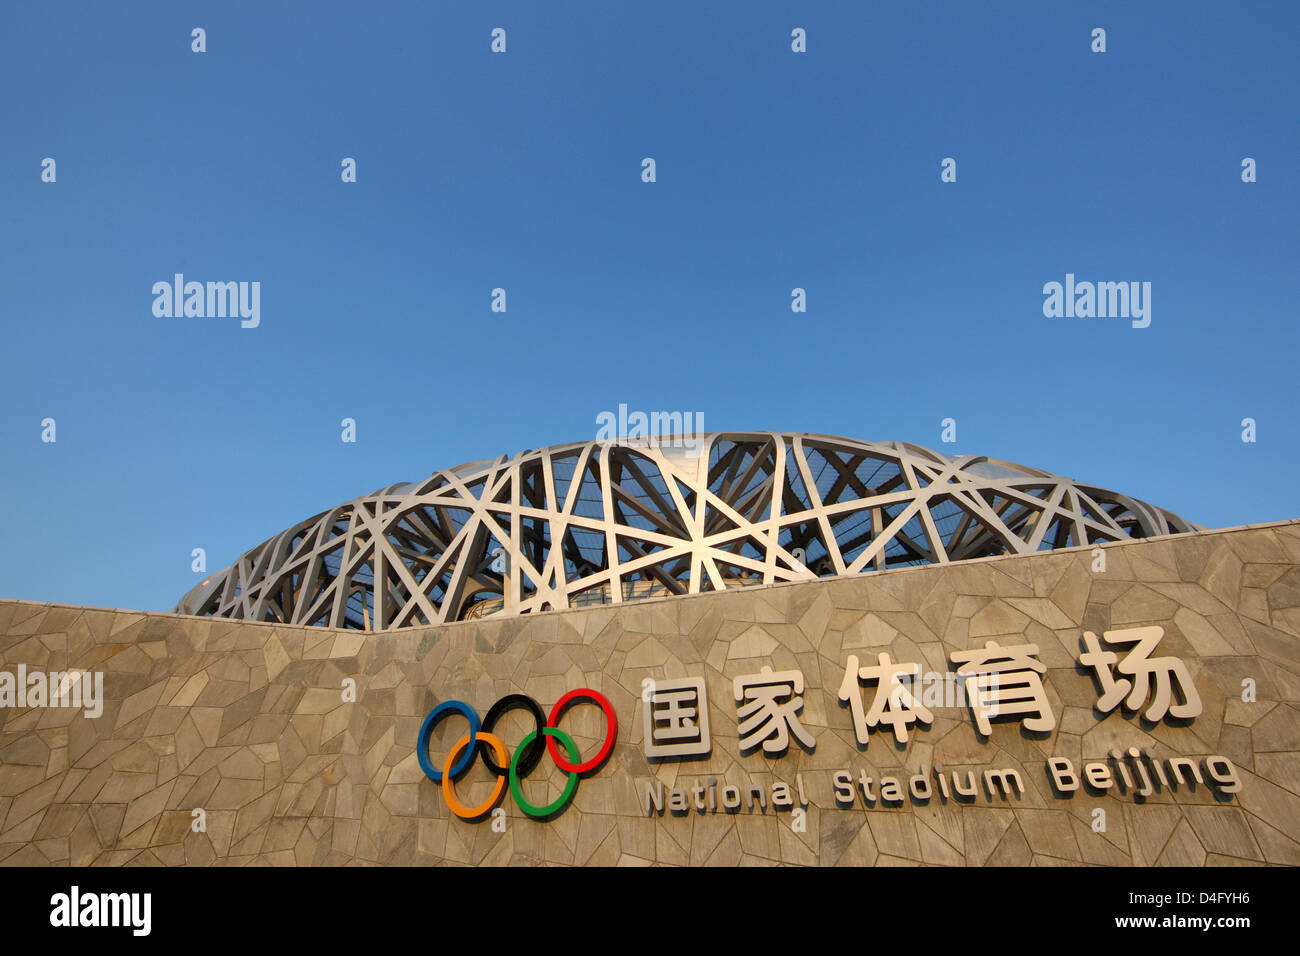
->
[176,433,1196,631]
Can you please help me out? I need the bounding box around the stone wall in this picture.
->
[1,520,1298,866]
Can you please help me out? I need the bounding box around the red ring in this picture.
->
[546,688,617,773]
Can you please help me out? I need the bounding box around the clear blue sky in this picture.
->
[2,1,1296,614]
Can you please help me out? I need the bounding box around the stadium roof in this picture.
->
[177,433,1196,630]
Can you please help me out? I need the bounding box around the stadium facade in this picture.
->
[0,433,1297,866]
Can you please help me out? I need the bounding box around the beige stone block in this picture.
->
[1015,808,1081,861]
[986,821,1032,865]
[1224,699,1273,727]
[190,707,224,747]
[152,810,195,845]
[262,633,291,681]
[1110,584,1179,625]
[379,783,419,817]
[1246,813,1300,865]
[1126,804,1182,865]
[968,600,1031,638]
[726,625,779,659]
[1071,816,1132,866]
[1199,548,1244,609]
[330,634,366,659]
[915,817,962,865]
[1252,703,1300,752]
[840,613,898,649]
[33,803,85,840]
[97,772,156,805]
[233,790,279,844]
[865,813,920,860]
[208,777,264,810]
[1156,817,1207,866]
[120,781,174,838]
[1182,806,1261,860]
[113,680,166,731]
[294,688,341,716]
[0,734,49,767]
[1172,607,1237,657]
[1253,752,1300,794]
[166,671,210,708]
[0,763,46,797]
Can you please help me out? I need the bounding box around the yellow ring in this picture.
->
[441,731,507,819]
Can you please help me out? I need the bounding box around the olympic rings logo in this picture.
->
[417,688,617,820]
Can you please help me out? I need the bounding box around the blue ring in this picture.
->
[417,701,480,783]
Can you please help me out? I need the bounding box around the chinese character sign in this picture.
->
[643,676,712,758]
[950,641,1056,735]
[837,652,933,745]
[734,666,816,754]
[1078,626,1201,721]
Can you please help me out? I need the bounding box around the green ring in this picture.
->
[509,727,579,817]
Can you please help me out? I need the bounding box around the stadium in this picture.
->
[0,431,1296,867]
[176,432,1197,630]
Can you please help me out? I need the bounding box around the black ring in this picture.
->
[480,694,547,777]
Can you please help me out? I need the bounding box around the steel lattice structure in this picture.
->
[176,433,1196,630]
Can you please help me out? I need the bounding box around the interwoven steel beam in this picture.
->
[176,433,1195,630]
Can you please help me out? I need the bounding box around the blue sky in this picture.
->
[2,1,1296,613]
